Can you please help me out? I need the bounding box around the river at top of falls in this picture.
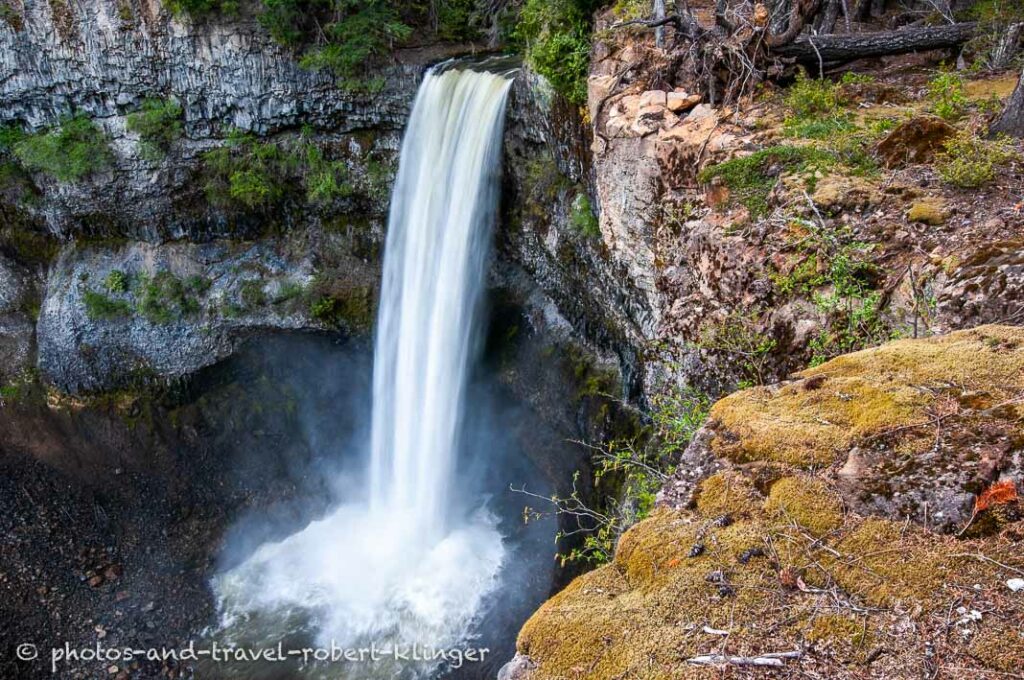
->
[212,62,517,679]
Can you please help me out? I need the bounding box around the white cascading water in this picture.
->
[213,64,516,677]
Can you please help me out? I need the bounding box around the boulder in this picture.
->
[876,115,957,168]
[811,175,883,211]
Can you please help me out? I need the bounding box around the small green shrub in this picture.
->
[135,271,207,324]
[698,310,778,387]
[927,71,968,121]
[240,279,267,309]
[840,72,875,86]
[303,144,354,203]
[785,71,845,120]
[309,286,373,330]
[203,129,360,209]
[570,191,599,238]
[104,270,129,294]
[83,290,132,320]
[202,131,292,209]
[14,116,111,183]
[936,130,1016,188]
[126,98,183,156]
[518,385,711,567]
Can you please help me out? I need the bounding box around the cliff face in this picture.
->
[0,0,645,396]
[0,0,417,240]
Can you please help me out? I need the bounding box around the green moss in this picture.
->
[804,614,874,656]
[0,1,24,30]
[569,191,599,238]
[308,286,374,332]
[695,471,761,519]
[83,289,132,320]
[764,476,844,536]
[135,271,207,324]
[239,279,267,309]
[126,97,183,157]
[697,146,832,218]
[13,116,111,183]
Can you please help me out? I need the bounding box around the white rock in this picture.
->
[1007,578,1024,592]
[639,89,667,109]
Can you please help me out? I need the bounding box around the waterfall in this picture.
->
[370,66,515,536]
[213,63,516,677]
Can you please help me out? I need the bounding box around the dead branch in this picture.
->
[686,650,803,667]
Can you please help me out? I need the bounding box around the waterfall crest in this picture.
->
[213,63,516,677]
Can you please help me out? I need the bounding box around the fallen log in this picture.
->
[772,22,977,65]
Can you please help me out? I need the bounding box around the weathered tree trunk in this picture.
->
[772,21,977,64]
[992,68,1024,137]
[813,0,843,34]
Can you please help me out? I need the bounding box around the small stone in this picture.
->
[107,666,118,675]
[88,575,104,588]
[666,92,701,113]
[688,543,705,558]
[639,89,667,109]
[907,197,950,225]
[1008,578,1024,592]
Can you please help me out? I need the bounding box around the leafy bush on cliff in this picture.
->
[126,98,183,157]
[515,0,598,105]
[202,129,356,209]
[12,116,111,183]
[519,386,711,566]
[83,290,132,321]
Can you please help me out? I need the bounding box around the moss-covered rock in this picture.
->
[907,196,950,225]
[513,327,1024,679]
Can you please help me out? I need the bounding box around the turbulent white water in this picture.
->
[214,64,516,676]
